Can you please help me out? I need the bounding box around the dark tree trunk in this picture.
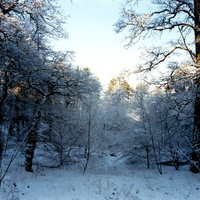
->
[191,0,200,173]
[25,111,41,172]
[192,87,200,172]
[145,146,150,169]
[25,129,37,172]
[0,71,10,175]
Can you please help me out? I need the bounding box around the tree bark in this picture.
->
[25,129,37,172]
[145,146,150,169]
[25,111,41,172]
[0,71,10,178]
[191,0,200,173]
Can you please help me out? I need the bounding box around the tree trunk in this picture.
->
[83,107,91,174]
[191,0,200,173]
[0,71,9,181]
[25,111,41,172]
[25,129,37,172]
[145,146,150,169]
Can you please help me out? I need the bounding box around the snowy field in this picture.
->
[1,153,200,200]
[2,167,200,200]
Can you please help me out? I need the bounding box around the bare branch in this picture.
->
[0,0,19,15]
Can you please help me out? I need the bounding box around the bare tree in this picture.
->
[115,0,200,173]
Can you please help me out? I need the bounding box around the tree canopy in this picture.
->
[115,0,197,68]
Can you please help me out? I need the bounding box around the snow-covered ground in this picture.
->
[1,153,200,200]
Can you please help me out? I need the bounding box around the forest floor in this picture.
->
[1,151,200,200]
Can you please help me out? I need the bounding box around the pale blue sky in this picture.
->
[51,0,194,89]
[51,0,141,88]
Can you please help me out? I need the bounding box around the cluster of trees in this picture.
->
[0,0,101,184]
[1,0,200,188]
[105,70,194,174]
[114,0,200,173]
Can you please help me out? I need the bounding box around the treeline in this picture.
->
[0,1,199,186]
[105,72,194,174]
